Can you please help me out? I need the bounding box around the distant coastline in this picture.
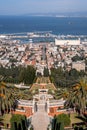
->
[0,11,87,18]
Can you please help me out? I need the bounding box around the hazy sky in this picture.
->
[0,0,87,15]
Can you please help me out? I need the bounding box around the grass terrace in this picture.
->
[0,114,12,129]
[70,113,83,125]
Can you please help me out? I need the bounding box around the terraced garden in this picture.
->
[30,77,56,91]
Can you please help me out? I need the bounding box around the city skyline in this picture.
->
[0,0,87,15]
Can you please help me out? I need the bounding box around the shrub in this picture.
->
[56,113,71,127]
[52,114,70,130]
[10,114,27,130]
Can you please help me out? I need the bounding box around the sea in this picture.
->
[0,16,87,35]
[0,16,87,43]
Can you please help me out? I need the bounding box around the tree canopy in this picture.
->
[50,67,86,88]
[0,65,36,85]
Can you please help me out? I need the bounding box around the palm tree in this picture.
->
[54,88,69,100]
[0,83,6,115]
[65,77,87,115]
[0,82,15,115]
[76,77,87,114]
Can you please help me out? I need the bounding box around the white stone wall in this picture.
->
[55,39,80,46]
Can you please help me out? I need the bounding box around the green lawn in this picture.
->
[0,114,12,128]
[70,113,83,124]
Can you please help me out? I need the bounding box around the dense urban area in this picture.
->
[0,33,87,130]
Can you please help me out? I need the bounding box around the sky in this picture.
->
[0,0,87,15]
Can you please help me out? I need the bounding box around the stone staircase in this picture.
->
[32,104,50,130]
[30,77,56,91]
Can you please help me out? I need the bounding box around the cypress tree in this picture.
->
[60,122,64,130]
